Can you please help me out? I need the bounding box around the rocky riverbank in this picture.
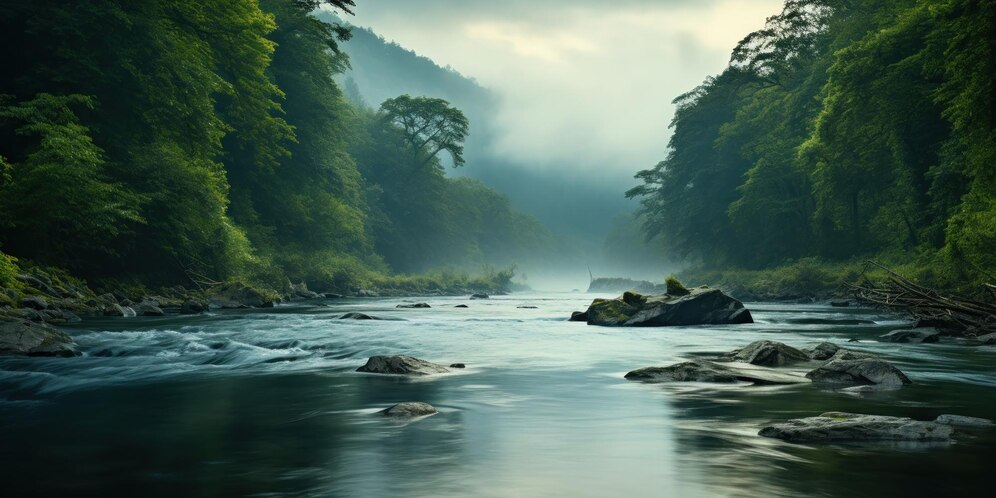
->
[0,265,505,356]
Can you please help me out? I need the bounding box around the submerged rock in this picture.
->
[759,412,953,443]
[806,358,911,385]
[356,355,450,375]
[732,340,810,366]
[0,319,80,357]
[625,360,809,385]
[517,305,538,309]
[569,311,588,322]
[582,287,752,327]
[880,328,941,344]
[449,363,466,368]
[397,303,431,309]
[805,342,840,361]
[454,304,469,308]
[381,402,438,417]
[339,312,380,320]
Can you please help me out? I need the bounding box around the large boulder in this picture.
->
[880,328,941,344]
[289,282,320,299]
[805,358,911,385]
[759,412,953,443]
[180,299,208,314]
[0,319,80,357]
[732,340,810,366]
[625,360,809,385]
[583,287,752,326]
[356,355,450,376]
[209,282,276,309]
[135,301,165,317]
[381,402,438,417]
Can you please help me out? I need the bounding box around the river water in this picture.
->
[1,293,993,497]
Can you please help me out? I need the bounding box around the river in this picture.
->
[1,293,993,497]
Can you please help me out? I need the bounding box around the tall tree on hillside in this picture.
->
[380,95,469,170]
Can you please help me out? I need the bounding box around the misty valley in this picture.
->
[1,1,994,497]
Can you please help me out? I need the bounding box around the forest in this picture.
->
[0,0,561,295]
[629,0,994,292]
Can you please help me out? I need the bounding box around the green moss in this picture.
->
[665,276,690,296]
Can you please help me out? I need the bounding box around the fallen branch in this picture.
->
[847,261,996,336]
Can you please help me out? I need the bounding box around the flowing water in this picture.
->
[1,293,993,497]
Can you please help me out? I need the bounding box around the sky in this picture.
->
[345,0,783,189]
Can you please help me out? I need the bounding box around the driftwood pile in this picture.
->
[848,262,996,336]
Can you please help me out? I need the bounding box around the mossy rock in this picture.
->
[666,276,690,296]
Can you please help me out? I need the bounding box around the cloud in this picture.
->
[346,0,782,187]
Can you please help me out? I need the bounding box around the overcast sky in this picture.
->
[345,0,781,186]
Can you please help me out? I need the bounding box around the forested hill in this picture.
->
[332,18,636,252]
[629,0,994,290]
[0,0,564,293]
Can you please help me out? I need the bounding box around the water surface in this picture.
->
[1,294,993,496]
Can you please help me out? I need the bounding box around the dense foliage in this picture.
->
[629,0,995,288]
[0,0,556,291]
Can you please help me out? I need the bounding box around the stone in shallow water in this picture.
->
[880,328,941,344]
[396,303,431,309]
[732,340,810,366]
[625,360,809,385]
[0,319,79,357]
[356,355,450,375]
[381,402,438,417]
[339,312,380,320]
[805,358,911,385]
[759,412,954,443]
[583,287,752,327]
[805,342,840,361]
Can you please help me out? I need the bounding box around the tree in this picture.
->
[379,95,469,170]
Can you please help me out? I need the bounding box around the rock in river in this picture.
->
[805,358,911,385]
[340,312,380,320]
[805,342,840,361]
[879,328,941,344]
[397,303,431,309]
[625,360,809,385]
[0,318,80,357]
[582,287,752,327]
[759,412,953,443]
[381,402,438,417]
[357,355,450,375]
[732,340,810,366]
[934,414,994,427]
[209,282,275,309]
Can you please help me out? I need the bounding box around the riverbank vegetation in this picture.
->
[628,0,995,295]
[0,0,551,296]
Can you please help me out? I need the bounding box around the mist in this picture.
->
[333,0,778,289]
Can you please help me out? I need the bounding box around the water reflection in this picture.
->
[0,296,993,496]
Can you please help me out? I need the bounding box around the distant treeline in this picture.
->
[629,0,994,288]
[0,0,559,291]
